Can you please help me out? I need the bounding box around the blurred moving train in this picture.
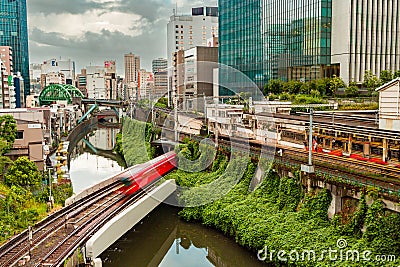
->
[120,151,177,195]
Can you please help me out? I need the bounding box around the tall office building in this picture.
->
[167,6,219,103]
[152,58,168,74]
[0,0,30,97]
[124,53,140,84]
[167,7,219,68]
[332,1,400,82]
[219,0,400,93]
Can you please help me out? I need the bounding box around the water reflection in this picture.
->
[101,204,267,267]
[69,127,124,193]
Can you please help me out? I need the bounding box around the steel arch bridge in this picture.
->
[39,84,85,106]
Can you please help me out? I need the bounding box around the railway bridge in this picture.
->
[0,155,177,267]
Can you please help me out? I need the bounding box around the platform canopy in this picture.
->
[39,84,84,106]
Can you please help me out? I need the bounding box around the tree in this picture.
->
[4,157,42,189]
[265,79,284,95]
[311,78,330,96]
[283,80,303,94]
[345,81,359,97]
[379,70,393,84]
[328,75,346,96]
[363,70,380,93]
[393,70,400,79]
[0,139,12,178]
[0,115,16,154]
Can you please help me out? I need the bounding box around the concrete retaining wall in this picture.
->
[85,180,177,262]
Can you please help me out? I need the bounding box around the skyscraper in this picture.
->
[219,0,400,93]
[0,0,30,98]
[167,7,219,68]
[152,58,168,74]
[124,53,140,84]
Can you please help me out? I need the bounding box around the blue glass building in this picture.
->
[219,0,264,97]
[219,0,339,95]
[0,0,30,98]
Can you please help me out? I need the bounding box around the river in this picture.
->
[69,127,267,267]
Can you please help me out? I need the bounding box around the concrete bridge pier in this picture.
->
[327,184,343,219]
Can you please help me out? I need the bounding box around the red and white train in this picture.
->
[119,151,177,195]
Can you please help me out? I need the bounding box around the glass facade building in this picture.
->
[0,0,30,97]
[219,0,339,94]
[219,0,264,96]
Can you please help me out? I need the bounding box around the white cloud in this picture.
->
[30,10,146,38]
[28,0,218,71]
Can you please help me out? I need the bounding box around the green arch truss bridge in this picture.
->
[39,84,84,106]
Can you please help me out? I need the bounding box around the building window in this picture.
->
[16,131,23,140]
[176,25,179,28]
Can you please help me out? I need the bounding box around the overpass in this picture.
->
[0,154,177,267]
[82,98,128,108]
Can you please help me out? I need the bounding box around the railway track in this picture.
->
[0,181,121,267]
[217,138,400,191]
[0,180,161,267]
[281,148,400,192]
[35,182,159,267]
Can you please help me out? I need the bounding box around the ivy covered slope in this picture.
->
[166,147,400,266]
[115,118,158,166]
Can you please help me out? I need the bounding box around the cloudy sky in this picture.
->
[27,0,217,74]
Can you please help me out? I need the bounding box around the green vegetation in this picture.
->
[137,97,169,110]
[166,142,400,266]
[0,115,17,154]
[264,76,346,98]
[115,118,157,166]
[265,69,400,102]
[0,184,47,242]
[0,115,72,245]
[154,97,169,109]
[4,157,42,189]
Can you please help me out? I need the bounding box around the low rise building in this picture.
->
[6,119,45,170]
[376,78,400,131]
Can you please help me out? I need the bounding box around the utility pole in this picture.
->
[301,107,315,174]
[48,167,53,209]
[308,108,314,166]
[174,90,179,142]
[215,97,219,147]
[130,98,133,119]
